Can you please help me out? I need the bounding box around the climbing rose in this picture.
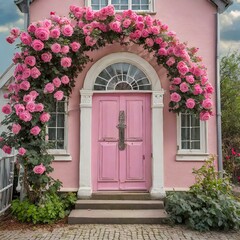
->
[179,82,189,93]
[30,67,41,79]
[6,35,15,44]
[0,137,3,142]
[53,77,61,87]
[12,123,21,134]
[173,78,181,85]
[70,42,81,52]
[61,45,69,54]
[29,90,39,100]
[31,39,44,51]
[61,24,73,36]
[186,75,195,84]
[60,57,72,68]
[166,57,175,67]
[44,83,55,93]
[85,36,97,46]
[61,75,70,84]
[50,28,61,38]
[30,126,41,136]
[41,52,52,62]
[51,43,61,53]
[24,56,36,66]
[35,103,44,112]
[186,98,196,109]
[54,90,64,101]
[193,84,203,95]
[19,111,32,122]
[35,27,50,41]
[170,93,181,102]
[33,163,46,175]
[20,32,32,45]
[2,145,12,154]
[18,147,26,156]
[26,101,36,112]
[2,104,12,114]
[40,112,50,123]
[10,27,20,37]
[202,98,212,109]
[19,81,30,91]
[14,104,25,115]
[200,111,211,121]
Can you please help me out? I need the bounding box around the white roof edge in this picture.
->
[0,64,15,89]
[209,0,233,13]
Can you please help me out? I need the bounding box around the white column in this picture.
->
[150,91,165,199]
[78,90,93,199]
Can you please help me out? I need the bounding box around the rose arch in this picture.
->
[1,5,214,201]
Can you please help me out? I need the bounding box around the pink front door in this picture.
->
[92,94,151,191]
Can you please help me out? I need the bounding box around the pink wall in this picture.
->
[30,0,218,190]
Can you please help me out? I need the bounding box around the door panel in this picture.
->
[92,94,151,191]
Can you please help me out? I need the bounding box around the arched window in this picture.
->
[93,63,152,91]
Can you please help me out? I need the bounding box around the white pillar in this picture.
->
[78,90,93,199]
[150,91,165,199]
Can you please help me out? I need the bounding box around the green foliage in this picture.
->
[11,192,77,224]
[165,156,240,231]
[221,51,240,154]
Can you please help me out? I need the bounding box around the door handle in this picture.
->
[116,110,126,151]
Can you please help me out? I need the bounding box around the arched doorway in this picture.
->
[78,52,165,198]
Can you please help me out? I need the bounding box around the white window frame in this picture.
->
[47,100,72,161]
[176,113,208,161]
[86,0,155,13]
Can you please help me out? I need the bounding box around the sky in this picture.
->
[0,0,239,76]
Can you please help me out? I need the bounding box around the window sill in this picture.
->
[114,10,157,15]
[47,149,72,161]
[176,152,209,162]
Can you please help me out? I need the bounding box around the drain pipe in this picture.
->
[215,12,223,172]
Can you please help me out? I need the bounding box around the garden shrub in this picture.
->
[165,156,240,231]
[11,192,77,224]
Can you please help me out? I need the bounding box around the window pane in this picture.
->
[181,114,190,127]
[57,141,64,149]
[48,114,56,127]
[57,114,65,127]
[191,141,200,149]
[182,141,190,149]
[48,128,56,140]
[191,115,200,127]
[181,128,190,141]
[57,101,65,112]
[57,128,64,140]
[191,127,200,140]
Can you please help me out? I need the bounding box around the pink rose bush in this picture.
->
[1,5,214,201]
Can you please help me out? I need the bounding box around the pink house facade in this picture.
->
[1,0,231,198]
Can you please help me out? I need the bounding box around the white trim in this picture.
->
[47,149,72,161]
[0,64,14,89]
[85,0,155,12]
[78,52,165,199]
[176,113,208,162]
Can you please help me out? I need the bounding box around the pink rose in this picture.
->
[18,147,26,156]
[61,75,70,84]
[35,103,44,112]
[54,90,64,101]
[26,101,36,112]
[85,36,97,46]
[166,57,175,67]
[35,27,50,41]
[70,42,81,52]
[30,126,41,136]
[109,21,121,32]
[179,82,189,93]
[14,104,25,115]
[173,78,181,85]
[31,39,44,51]
[205,83,214,94]
[33,163,46,175]
[158,48,167,56]
[186,75,195,84]
[201,76,208,85]
[141,29,149,38]
[202,98,213,109]
[10,27,20,37]
[40,112,50,123]
[23,94,33,102]
[200,111,211,121]
[53,77,61,87]
[30,67,41,79]
[61,24,73,36]
[6,35,15,44]
[29,90,39,100]
[44,83,55,93]
[2,145,12,154]
[186,98,196,109]
[0,137,3,142]
[123,19,131,28]
[194,84,203,95]
[60,57,72,68]
[28,23,37,33]
[22,68,31,79]
[19,111,32,122]
[61,45,69,54]
[2,104,12,114]
[3,93,8,99]
[12,123,21,134]
[145,38,154,47]
[41,52,52,62]
[85,8,94,21]
[20,32,32,45]
[51,43,61,53]
[50,28,61,38]
[170,92,181,102]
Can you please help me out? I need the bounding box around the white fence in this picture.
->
[0,155,15,215]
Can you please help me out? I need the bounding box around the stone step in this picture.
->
[91,192,153,200]
[75,199,164,209]
[68,209,169,224]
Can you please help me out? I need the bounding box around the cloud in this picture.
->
[220,40,240,56]
[0,1,22,25]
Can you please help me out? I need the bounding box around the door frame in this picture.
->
[78,52,165,199]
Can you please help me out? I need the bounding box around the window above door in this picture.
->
[86,0,154,12]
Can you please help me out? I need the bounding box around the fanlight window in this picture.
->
[93,63,152,90]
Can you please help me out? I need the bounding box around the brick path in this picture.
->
[1,224,240,240]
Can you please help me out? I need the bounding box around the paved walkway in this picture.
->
[1,224,240,240]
